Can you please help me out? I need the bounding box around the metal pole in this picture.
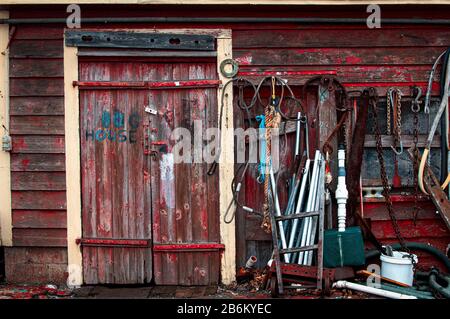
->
[2,17,450,25]
[304,157,325,265]
[298,151,320,264]
[269,159,290,263]
[287,160,311,262]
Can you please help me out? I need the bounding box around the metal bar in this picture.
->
[3,17,450,25]
[287,160,310,262]
[304,156,325,265]
[298,151,320,264]
[74,79,221,89]
[275,211,319,222]
[269,160,290,263]
[317,177,325,290]
[280,245,318,255]
[76,238,151,247]
[153,243,225,251]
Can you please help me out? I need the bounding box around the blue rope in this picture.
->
[256,115,266,183]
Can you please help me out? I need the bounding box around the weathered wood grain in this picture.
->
[233,29,450,48]
[11,154,66,171]
[13,26,63,40]
[234,47,444,66]
[11,172,66,190]
[10,116,65,135]
[12,210,67,229]
[12,136,65,153]
[11,191,67,210]
[10,59,64,78]
[10,40,63,58]
[13,228,67,247]
[10,97,64,115]
[10,78,64,96]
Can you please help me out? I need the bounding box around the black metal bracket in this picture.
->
[65,30,215,51]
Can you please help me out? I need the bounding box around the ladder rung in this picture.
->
[275,211,319,222]
[279,245,318,254]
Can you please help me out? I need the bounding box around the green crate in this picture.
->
[323,226,365,268]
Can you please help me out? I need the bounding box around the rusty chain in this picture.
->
[371,90,409,251]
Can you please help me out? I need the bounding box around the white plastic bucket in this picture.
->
[380,251,418,286]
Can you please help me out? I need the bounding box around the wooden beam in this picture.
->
[217,33,235,286]
[2,1,450,5]
[65,30,215,50]
[0,10,12,247]
[364,134,441,148]
[64,41,83,287]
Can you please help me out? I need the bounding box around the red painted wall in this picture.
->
[4,4,450,283]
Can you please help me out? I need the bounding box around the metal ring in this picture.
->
[411,103,420,113]
[219,58,239,78]
[300,115,307,123]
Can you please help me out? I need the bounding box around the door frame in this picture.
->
[64,28,235,287]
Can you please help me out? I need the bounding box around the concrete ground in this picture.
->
[0,282,372,299]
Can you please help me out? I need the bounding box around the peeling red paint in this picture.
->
[20,158,30,170]
[345,56,363,64]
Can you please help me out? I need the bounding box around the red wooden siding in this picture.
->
[5,5,450,283]
[8,24,66,253]
[231,24,450,268]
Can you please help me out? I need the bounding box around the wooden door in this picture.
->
[79,58,220,285]
[79,63,152,284]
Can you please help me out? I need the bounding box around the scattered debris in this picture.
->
[0,284,72,299]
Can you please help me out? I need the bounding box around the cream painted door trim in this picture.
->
[65,28,235,286]
[0,10,12,247]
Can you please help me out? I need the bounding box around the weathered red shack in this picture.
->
[0,1,450,287]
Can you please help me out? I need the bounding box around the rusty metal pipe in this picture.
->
[3,17,450,25]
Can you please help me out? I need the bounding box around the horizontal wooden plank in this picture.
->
[11,172,66,190]
[11,191,67,210]
[363,201,439,221]
[65,30,215,50]
[4,246,67,264]
[238,65,439,87]
[10,116,65,135]
[10,78,64,96]
[233,29,450,48]
[12,210,67,229]
[13,26,64,40]
[10,59,64,78]
[12,228,67,247]
[10,96,64,116]
[5,261,68,283]
[9,39,63,58]
[11,154,66,171]
[234,47,443,66]
[371,219,450,239]
[364,134,441,148]
[12,136,65,154]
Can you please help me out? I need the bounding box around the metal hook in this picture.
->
[411,87,422,113]
[390,140,403,155]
